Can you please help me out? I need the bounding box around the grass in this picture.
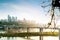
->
[0,32,58,37]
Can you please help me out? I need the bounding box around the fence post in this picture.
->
[59,29,60,40]
[39,28,43,40]
[27,27,29,39]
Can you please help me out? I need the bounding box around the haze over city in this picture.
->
[0,0,52,24]
[0,0,60,40]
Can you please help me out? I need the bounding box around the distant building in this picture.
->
[1,19,8,22]
[12,16,17,22]
[8,15,11,22]
[15,17,17,21]
[8,15,17,22]
[12,16,15,22]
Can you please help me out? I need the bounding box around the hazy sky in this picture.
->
[0,0,60,24]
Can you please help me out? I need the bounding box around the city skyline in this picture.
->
[0,15,17,22]
[0,0,60,24]
[0,0,51,24]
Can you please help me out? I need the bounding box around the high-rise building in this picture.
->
[15,17,17,21]
[12,16,15,22]
[8,15,11,22]
[12,16,17,22]
[1,19,8,22]
[8,15,17,22]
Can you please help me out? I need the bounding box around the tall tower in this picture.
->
[8,15,11,22]
[15,17,17,22]
[11,16,17,22]
[12,16,15,22]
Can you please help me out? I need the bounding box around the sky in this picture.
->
[0,0,60,24]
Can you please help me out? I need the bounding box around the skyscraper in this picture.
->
[8,15,11,22]
[15,17,17,21]
[12,16,17,22]
[12,16,15,22]
[8,15,17,22]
